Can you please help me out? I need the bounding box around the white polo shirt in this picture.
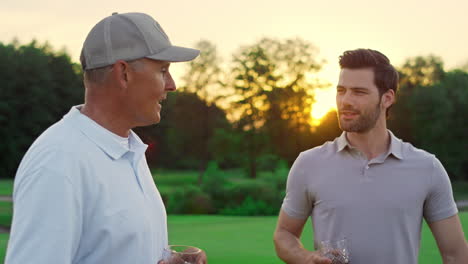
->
[6,106,168,264]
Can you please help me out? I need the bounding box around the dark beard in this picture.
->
[338,100,381,133]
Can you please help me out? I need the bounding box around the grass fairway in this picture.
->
[0,202,12,227]
[168,213,468,264]
[168,215,290,264]
[0,234,7,261]
[0,213,466,263]
[0,180,13,196]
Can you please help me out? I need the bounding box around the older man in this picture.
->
[6,12,205,264]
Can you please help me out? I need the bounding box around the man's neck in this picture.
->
[345,121,390,160]
[80,103,131,138]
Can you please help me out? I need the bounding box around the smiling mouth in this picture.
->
[340,111,359,119]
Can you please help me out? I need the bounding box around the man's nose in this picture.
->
[341,91,353,105]
[165,72,176,91]
[338,90,354,108]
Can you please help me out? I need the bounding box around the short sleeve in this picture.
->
[5,149,83,264]
[281,153,313,219]
[423,156,458,223]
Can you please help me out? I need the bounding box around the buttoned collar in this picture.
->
[336,130,403,160]
[64,105,148,160]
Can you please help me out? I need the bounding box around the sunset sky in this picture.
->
[2,0,467,121]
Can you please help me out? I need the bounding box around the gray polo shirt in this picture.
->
[282,131,458,264]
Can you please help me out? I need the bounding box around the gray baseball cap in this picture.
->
[80,12,200,70]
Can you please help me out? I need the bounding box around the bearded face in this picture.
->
[336,68,385,133]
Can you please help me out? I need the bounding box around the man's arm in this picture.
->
[273,209,331,264]
[429,214,468,264]
[5,150,82,264]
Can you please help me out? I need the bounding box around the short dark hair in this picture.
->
[339,49,399,96]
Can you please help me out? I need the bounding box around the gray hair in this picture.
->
[83,59,146,84]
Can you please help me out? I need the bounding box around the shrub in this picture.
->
[218,180,282,215]
[220,196,279,216]
[257,154,283,172]
[268,159,289,191]
[201,161,228,211]
[166,185,215,214]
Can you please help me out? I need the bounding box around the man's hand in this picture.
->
[300,251,332,264]
[274,210,332,264]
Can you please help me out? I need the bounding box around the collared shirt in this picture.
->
[282,130,458,264]
[6,106,168,264]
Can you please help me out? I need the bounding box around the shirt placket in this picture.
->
[363,154,388,181]
[130,151,148,198]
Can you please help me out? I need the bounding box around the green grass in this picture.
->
[0,234,8,262]
[168,214,468,264]
[167,215,287,264]
[0,213,466,263]
[0,180,13,196]
[0,202,12,227]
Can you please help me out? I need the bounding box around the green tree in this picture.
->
[264,86,315,164]
[0,40,83,178]
[180,40,224,104]
[228,38,323,177]
[389,55,445,143]
[409,70,468,180]
[229,42,276,178]
[177,40,231,182]
[135,91,231,183]
[390,56,467,180]
[398,55,445,90]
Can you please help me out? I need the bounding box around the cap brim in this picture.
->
[146,46,200,62]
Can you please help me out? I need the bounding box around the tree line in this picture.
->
[1,39,467,181]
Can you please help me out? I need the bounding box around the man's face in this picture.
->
[336,68,383,133]
[125,59,176,127]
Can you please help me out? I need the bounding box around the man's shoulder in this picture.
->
[298,139,339,162]
[395,137,438,169]
[32,117,86,152]
[399,138,435,161]
[18,117,91,172]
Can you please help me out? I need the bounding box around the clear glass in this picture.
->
[162,245,202,264]
[319,238,350,264]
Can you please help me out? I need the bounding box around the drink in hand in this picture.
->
[319,238,350,264]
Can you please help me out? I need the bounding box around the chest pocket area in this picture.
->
[98,162,151,244]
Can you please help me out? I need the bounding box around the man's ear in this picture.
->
[382,89,395,109]
[112,60,130,89]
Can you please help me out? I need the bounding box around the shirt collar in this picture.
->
[336,130,404,160]
[336,132,349,153]
[64,105,148,160]
[387,130,404,160]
